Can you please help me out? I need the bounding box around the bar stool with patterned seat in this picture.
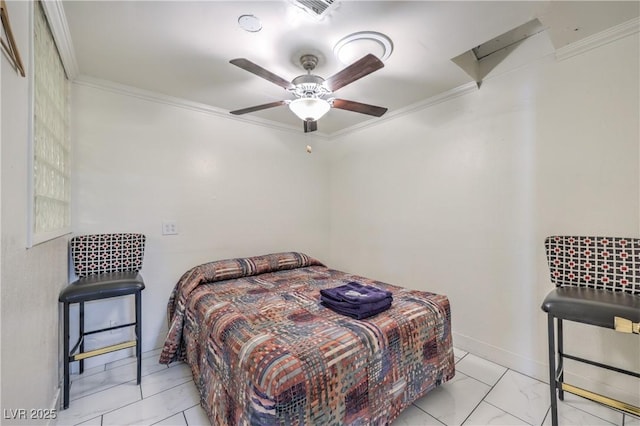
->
[59,233,146,409]
[541,236,640,426]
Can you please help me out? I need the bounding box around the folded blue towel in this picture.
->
[320,295,392,311]
[320,281,392,305]
[320,282,393,319]
[321,297,392,319]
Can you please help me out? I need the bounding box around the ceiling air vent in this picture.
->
[291,0,338,19]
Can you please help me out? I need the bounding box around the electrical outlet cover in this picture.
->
[162,221,178,235]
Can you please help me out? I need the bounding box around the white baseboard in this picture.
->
[452,332,639,405]
[453,332,549,381]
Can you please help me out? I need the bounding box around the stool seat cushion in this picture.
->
[59,271,145,303]
[542,287,640,329]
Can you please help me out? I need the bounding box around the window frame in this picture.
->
[27,0,71,247]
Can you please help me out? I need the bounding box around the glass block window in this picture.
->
[31,1,70,243]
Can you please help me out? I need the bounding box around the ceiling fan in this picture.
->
[229,53,388,133]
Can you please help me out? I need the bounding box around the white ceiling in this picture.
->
[60,1,639,135]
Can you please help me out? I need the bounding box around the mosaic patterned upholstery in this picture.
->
[545,236,639,295]
[159,252,454,425]
[70,233,146,277]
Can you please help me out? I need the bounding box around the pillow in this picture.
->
[194,251,324,284]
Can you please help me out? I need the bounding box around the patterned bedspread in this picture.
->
[160,252,454,425]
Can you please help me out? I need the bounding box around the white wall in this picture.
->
[0,1,69,422]
[329,33,639,401]
[71,83,331,365]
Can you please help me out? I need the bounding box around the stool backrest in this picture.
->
[71,233,146,277]
[545,236,639,295]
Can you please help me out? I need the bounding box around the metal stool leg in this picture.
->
[135,291,142,384]
[79,302,85,374]
[547,314,559,426]
[63,302,70,409]
[557,318,564,401]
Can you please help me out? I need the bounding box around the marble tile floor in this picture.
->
[53,347,640,426]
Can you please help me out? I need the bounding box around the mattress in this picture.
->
[159,252,454,425]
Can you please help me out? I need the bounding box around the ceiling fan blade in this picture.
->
[332,99,388,117]
[230,100,287,115]
[324,54,384,92]
[304,120,318,133]
[230,58,294,90]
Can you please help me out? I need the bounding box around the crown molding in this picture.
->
[73,76,330,139]
[331,81,479,138]
[40,0,79,79]
[75,73,436,140]
[75,75,477,140]
[555,17,639,62]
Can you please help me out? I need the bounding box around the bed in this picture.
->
[159,252,454,425]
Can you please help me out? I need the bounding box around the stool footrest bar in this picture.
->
[83,322,136,336]
[561,352,640,378]
[561,383,640,417]
[71,340,137,361]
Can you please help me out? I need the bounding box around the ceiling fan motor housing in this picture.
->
[289,55,331,99]
[291,74,329,98]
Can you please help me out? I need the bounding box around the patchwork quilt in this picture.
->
[160,252,454,425]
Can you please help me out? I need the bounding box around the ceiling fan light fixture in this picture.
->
[289,98,331,121]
